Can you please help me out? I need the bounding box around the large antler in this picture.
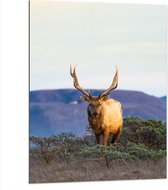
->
[99,66,118,97]
[70,65,91,98]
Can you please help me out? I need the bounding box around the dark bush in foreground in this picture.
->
[30,117,166,166]
[79,143,166,161]
[121,117,166,150]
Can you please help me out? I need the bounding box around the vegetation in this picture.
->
[122,117,166,150]
[29,117,166,183]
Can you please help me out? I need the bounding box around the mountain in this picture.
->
[161,96,166,101]
[30,89,166,136]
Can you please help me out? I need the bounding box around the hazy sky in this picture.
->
[30,0,167,96]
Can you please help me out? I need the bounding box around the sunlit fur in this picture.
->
[81,95,123,146]
[70,65,122,146]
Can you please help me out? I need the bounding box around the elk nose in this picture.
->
[93,112,98,117]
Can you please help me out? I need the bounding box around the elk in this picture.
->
[70,65,123,146]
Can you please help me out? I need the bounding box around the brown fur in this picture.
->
[81,96,123,146]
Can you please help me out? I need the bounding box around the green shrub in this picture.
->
[29,117,166,165]
[121,117,166,150]
[78,142,166,161]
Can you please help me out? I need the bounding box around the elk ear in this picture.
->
[100,95,109,101]
[80,96,90,102]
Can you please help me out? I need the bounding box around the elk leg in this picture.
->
[102,130,109,146]
[111,128,121,144]
[95,134,102,144]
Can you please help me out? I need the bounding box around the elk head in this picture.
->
[70,65,118,118]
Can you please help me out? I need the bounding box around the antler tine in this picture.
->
[70,64,73,77]
[70,65,90,97]
[99,66,118,97]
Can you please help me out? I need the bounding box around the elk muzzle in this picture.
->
[92,112,99,117]
[88,102,102,118]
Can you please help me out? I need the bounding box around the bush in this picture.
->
[121,117,166,150]
[78,142,166,161]
[30,117,166,165]
[126,142,166,159]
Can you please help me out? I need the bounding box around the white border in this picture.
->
[0,0,167,190]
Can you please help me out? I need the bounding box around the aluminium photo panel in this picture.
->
[29,0,167,183]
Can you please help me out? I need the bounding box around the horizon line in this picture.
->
[29,88,166,98]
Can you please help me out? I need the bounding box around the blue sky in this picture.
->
[30,0,167,96]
